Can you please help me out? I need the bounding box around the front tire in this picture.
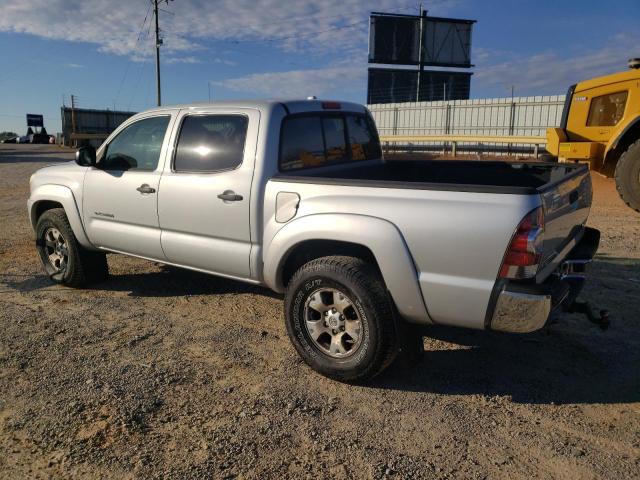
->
[614,139,640,212]
[284,256,398,382]
[35,208,108,287]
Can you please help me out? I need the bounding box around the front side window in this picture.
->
[102,116,170,171]
[279,112,382,171]
[174,115,248,172]
[587,91,628,126]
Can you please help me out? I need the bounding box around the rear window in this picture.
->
[279,112,381,171]
[346,114,382,161]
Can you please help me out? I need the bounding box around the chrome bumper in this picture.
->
[490,258,592,333]
[490,290,553,333]
[489,226,599,333]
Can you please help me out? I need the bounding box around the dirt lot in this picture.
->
[1,144,639,479]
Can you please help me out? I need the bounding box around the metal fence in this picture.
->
[368,95,566,155]
[61,107,137,147]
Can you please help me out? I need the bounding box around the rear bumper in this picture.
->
[489,227,600,333]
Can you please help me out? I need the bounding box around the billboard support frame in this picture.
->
[416,10,426,102]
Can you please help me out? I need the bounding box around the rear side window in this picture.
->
[279,112,381,171]
[586,91,628,126]
[280,116,325,170]
[174,115,248,172]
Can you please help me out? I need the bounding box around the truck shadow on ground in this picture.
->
[91,266,284,299]
[3,265,282,300]
[375,323,640,405]
[375,255,640,405]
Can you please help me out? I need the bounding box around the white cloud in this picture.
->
[65,63,83,68]
[0,0,458,61]
[473,33,640,96]
[214,65,365,98]
[212,58,238,67]
[165,56,202,65]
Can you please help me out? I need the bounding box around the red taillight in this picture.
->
[499,207,545,279]
[321,101,341,110]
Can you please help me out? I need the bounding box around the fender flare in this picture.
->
[263,213,432,324]
[605,115,640,159]
[28,184,95,249]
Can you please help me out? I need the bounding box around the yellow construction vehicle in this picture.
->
[546,58,640,212]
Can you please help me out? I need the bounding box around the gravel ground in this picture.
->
[1,144,639,479]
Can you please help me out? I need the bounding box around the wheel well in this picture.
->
[603,119,640,176]
[33,200,64,222]
[280,240,380,288]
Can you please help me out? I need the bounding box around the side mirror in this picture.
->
[75,146,96,167]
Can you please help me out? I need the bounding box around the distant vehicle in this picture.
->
[30,133,50,144]
[0,136,17,144]
[546,58,640,212]
[18,136,30,144]
[28,99,599,381]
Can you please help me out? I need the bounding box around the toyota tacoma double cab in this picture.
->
[28,99,599,381]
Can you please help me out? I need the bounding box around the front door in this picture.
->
[83,114,173,259]
[158,109,259,279]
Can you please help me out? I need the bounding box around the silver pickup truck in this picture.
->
[28,99,599,381]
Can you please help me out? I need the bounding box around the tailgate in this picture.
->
[537,164,592,280]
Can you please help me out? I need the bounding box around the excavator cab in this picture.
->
[546,59,640,212]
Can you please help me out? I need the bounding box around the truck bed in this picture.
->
[274,159,587,195]
[272,158,593,289]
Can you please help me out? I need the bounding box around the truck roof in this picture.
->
[138,99,368,116]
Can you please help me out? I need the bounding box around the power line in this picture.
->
[213,3,417,39]
[114,2,153,109]
[160,3,417,49]
[224,20,367,45]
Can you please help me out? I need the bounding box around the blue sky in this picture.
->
[0,0,638,134]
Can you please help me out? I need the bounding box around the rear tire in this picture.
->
[36,208,108,287]
[614,139,640,212]
[284,256,398,382]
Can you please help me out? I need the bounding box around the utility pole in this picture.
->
[153,0,162,106]
[70,94,77,147]
[415,6,428,103]
[416,8,425,102]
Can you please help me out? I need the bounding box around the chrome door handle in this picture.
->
[217,190,243,202]
[136,184,156,194]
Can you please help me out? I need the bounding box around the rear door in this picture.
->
[157,108,259,279]
[83,113,174,259]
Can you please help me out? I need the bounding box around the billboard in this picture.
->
[26,114,44,127]
[367,68,472,104]
[368,13,475,68]
[423,17,474,68]
[368,14,420,66]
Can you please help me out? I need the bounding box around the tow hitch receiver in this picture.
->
[567,301,610,330]
[558,244,610,330]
